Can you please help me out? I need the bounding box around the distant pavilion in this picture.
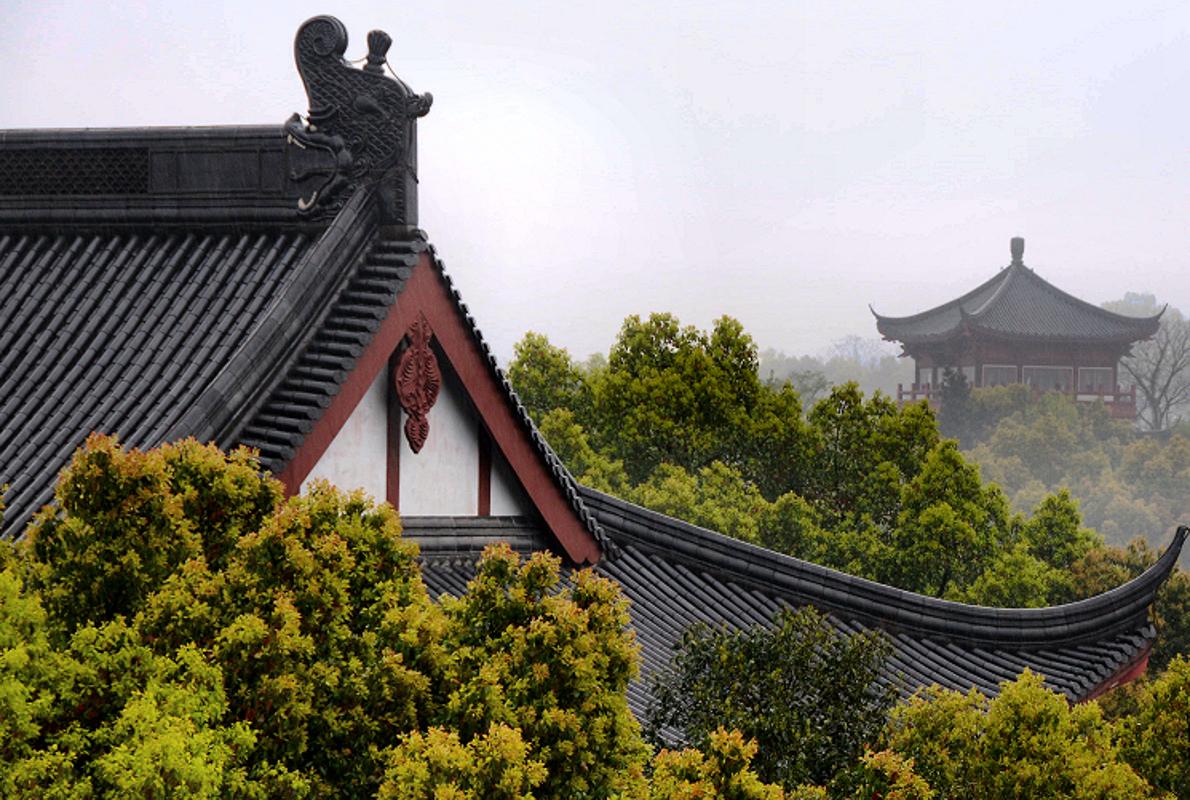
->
[872,237,1162,419]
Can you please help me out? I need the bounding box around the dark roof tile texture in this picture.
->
[417,492,1185,721]
[0,228,314,536]
[874,260,1162,345]
[235,235,420,472]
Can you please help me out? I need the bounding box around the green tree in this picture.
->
[507,332,594,427]
[955,543,1064,608]
[535,408,629,495]
[954,490,1103,607]
[593,314,766,482]
[885,671,1158,799]
[629,462,769,545]
[890,440,1011,597]
[645,607,894,791]
[5,435,659,799]
[803,385,939,531]
[1116,655,1190,799]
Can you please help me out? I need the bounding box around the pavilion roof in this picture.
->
[872,237,1163,346]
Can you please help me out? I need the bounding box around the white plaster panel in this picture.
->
[301,370,387,502]
[490,446,532,516]
[398,363,479,515]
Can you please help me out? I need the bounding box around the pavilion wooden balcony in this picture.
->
[896,383,1138,420]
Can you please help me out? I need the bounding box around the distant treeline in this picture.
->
[758,335,912,406]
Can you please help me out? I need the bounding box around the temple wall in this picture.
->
[302,370,388,501]
[300,363,533,518]
[490,448,531,516]
[398,366,479,515]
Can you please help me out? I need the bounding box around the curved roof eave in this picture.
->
[874,248,1164,346]
[870,267,1011,327]
[580,486,1187,648]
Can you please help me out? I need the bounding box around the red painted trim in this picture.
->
[276,251,601,564]
[1082,645,1151,702]
[386,350,401,510]
[477,423,492,516]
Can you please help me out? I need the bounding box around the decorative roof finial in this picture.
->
[364,30,391,74]
[1010,236,1025,265]
[284,15,432,224]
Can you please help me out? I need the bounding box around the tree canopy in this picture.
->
[645,607,894,791]
[0,435,720,799]
[508,316,1154,608]
[2,429,1187,798]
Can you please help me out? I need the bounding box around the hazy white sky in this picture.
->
[2,0,1186,362]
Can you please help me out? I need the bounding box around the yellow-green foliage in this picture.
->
[27,434,282,631]
[379,725,546,800]
[846,749,933,800]
[2,435,662,798]
[436,545,649,798]
[1116,656,1190,798]
[648,729,788,800]
[885,671,1158,799]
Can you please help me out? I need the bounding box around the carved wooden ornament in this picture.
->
[395,313,441,453]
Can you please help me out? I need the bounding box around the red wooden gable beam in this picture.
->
[276,251,602,565]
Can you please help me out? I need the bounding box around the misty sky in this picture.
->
[2,0,1186,363]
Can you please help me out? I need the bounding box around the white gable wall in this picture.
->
[300,357,533,518]
[490,446,531,516]
[301,369,387,500]
[398,366,478,515]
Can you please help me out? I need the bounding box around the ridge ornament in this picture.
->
[395,313,441,453]
[285,15,432,224]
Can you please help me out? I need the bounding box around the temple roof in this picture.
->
[0,19,602,552]
[415,496,1188,717]
[1,15,1182,708]
[873,237,1163,346]
[0,175,603,547]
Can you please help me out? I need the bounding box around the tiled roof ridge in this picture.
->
[166,186,379,449]
[425,244,613,554]
[234,212,420,468]
[225,216,611,554]
[966,260,1164,337]
[964,260,1020,319]
[0,126,310,227]
[580,486,1187,647]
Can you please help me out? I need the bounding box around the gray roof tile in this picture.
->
[873,242,1162,345]
[418,491,1184,720]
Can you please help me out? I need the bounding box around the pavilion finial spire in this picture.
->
[1010,236,1025,265]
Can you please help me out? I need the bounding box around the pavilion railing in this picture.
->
[895,383,1138,419]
